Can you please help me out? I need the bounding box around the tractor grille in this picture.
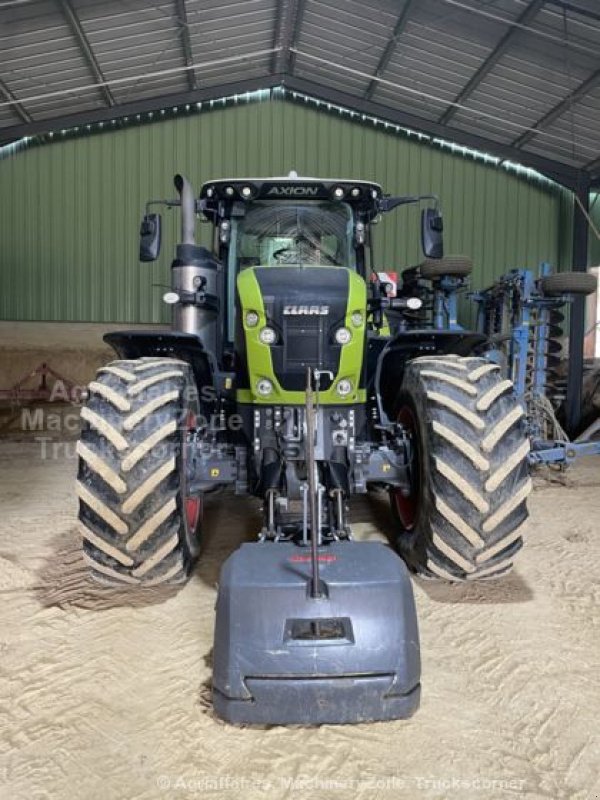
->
[250,266,349,392]
[276,312,339,390]
[283,316,323,366]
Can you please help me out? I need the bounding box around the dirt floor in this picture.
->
[0,321,165,388]
[0,437,599,800]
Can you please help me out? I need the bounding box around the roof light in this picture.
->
[219,219,231,244]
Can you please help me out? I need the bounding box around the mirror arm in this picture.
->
[378,193,440,214]
[144,198,181,214]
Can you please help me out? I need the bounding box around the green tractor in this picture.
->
[76,173,531,586]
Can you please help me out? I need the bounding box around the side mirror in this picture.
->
[139,213,162,261]
[421,208,444,259]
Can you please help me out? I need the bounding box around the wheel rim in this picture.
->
[393,404,420,531]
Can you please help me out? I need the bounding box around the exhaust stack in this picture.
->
[174,173,196,245]
[170,174,219,354]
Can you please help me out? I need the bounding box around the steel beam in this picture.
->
[271,0,287,73]
[585,154,600,179]
[512,67,600,150]
[272,0,306,75]
[544,0,600,24]
[586,164,600,188]
[283,75,582,188]
[0,76,283,145]
[57,0,114,107]
[0,70,589,190]
[565,178,590,436]
[364,0,415,101]
[174,0,197,91]
[0,77,31,123]
[438,0,545,125]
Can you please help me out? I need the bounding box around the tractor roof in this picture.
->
[198,176,383,218]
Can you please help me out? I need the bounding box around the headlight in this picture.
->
[259,326,277,345]
[256,379,273,396]
[407,297,423,310]
[245,310,259,327]
[336,379,353,397]
[335,327,352,345]
[350,311,363,327]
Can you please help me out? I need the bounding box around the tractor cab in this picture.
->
[136,172,444,405]
[195,177,384,404]
[199,177,383,342]
[199,176,382,271]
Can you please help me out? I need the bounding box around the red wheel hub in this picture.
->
[185,496,202,532]
[393,405,419,531]
[186,409,197,430]
[183,409,202,532]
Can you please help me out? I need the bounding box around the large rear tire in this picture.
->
[390,355,531,581]
[76,357,203,586]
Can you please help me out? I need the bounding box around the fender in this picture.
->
[372,329,488,424]
[103,330,216,392]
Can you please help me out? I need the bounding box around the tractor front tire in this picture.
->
[77,357,203,586]
[391,355,531,581]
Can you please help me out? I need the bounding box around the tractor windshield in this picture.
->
[231,201,356,270]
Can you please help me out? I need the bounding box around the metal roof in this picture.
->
[0,0,599,187]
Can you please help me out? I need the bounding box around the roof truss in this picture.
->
[512,67,600,150]
[438,0,546,126]
[57,0,115,108]
[174,0,197,92]
[0,0,597,189]
[272,0,307,75]
[0,77,31,123]
[364,0,415,101]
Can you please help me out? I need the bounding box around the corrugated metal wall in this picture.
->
[0,95,573,323]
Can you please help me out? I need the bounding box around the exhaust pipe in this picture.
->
[174,173,196,245]
[170,173,219,355]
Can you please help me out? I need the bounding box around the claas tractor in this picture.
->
[76,172,531,724]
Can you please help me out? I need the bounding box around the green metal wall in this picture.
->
[0,96,572,323]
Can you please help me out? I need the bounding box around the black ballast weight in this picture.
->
[212,540,421,724]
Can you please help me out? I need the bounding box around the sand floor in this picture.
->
[0,441,599,800]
